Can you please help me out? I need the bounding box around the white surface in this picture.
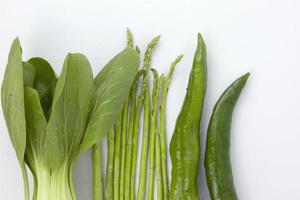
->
[0,0,300,199]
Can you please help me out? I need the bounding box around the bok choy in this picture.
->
[1,38,139,200]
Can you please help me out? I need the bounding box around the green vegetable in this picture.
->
[137,36,160,200]
[89,47,139,200]
[106,127,115,199]
[119,98,129,200]
[1,38,139,200]
[81,48,140,153]
[127,28,134,48]
[147,69,163,200]
[124,70,145,200]
[136,80,150,200]
[1,38,33,200]
[92,142,103,200]
[153,70,165,200]
[169,33,207,200]
[130,71,147,200]
[160,55,183,200]
[113,112,123,200]
[3,31,250,200]
[22,62,35,87]
[120,29,138,200]
[27,57,56,119]
[205,73,250,200]
[2,38,26,168]
[28,52,93,200]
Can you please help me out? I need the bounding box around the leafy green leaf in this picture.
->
[22,62,35,87]
[27,57,56,119]
[1,38,26,164]
[79,47,140,153]
[45,53,93,168]
[23,87,47,170]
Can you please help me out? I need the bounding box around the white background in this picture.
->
[0,0,300,199]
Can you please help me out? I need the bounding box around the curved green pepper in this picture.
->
[169,33,207,200]
[205,73,250,200]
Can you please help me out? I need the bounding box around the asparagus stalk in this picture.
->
[160,55,183,199]
[120,28,135,200]
[124,89,136,200]
[147,69,163,200]
[113,112,123,200]
[105,127,115,199]
[136,82,151,200]
[154,70,165,200]
[137,36,160,200]
[92,142,103,200]
[130,74,147,199]
[124,71,144,200]
[119,99,129,200]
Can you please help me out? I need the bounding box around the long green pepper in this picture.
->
[205,73,250,200]
[169,33,207,200]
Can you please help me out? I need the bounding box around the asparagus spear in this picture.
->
[130,73,147,199]
[160,55,183,199]
[92,142,103,200]
[119,99,129,200]
[105,127,115,199]
[147,69,163,200]
[137,36,160,200]
[120,28,135,200]
[124,71,144,200]
[113,112,123,200]
[154,72,165,200]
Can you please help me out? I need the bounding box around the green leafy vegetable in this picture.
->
[1,38,26,165]
[22,62,35,87]
[27,57,56,118]
[80,48,140,153]
[1,38,30,200]
[2,37,139,200]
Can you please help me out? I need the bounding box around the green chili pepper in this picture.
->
[169,33,207,200]
[205,73,250,200]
